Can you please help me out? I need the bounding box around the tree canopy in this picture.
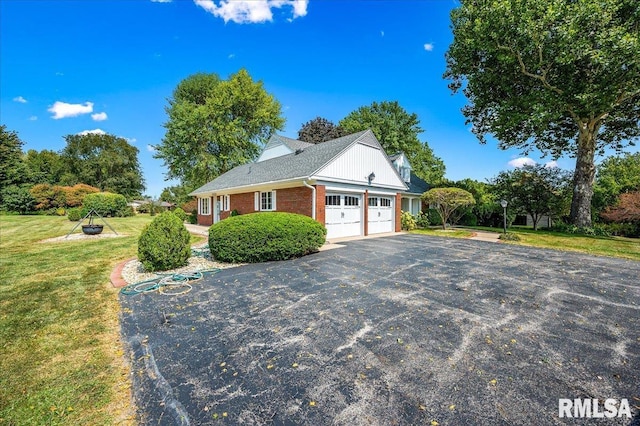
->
[61,133,145,198]
[422,187,475,230]
[23,149,65,185]
[155,69,285,189]
[297,117,347,143]
[445,0,640,227]
[339,101,445,184]
[593,152,640,214]
[0,125,27,194]
[491,164,571,230]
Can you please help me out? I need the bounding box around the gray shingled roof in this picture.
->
[191,130,370,195]
[403,172,430,195]
[269,134,314,152]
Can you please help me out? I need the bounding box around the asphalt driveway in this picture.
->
[119,234,640,425]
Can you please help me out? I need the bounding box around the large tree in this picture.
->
[339,101,445,184]
[445,0,640,227]
[0,125,27,198]
[61,133,145,198]
[155,69,285,189]
[23,149,65,185]
[297,117,347,143]
[491,164,571,230]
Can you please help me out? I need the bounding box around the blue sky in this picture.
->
[1,0,636,197]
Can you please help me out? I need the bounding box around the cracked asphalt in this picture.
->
[119,234,640,425]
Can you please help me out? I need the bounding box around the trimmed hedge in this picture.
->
[209,212,327,263]
[138,211,191,272]
[173,207,187,222]
[67,207,83,221]
[82,192,128,217]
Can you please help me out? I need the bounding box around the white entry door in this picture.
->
[325,193,362,239]
[368,196,394,234]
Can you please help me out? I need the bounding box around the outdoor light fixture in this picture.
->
[500,199,508,234]
[367,172,376,185]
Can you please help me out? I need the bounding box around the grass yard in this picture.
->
[462,225,640,261]
[409,228,474,239]
[0,214,158,425]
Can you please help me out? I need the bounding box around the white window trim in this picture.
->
[199,197,211,215]
[255,190,276,211]
[218,195,230,212]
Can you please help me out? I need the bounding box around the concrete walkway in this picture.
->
[468,230,502,243]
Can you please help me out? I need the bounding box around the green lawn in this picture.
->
[410,228,474,239]
[459,225,640,261]
[0,215,158,425]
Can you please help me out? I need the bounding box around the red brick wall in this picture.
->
[395,193,402,232]
[197,196,213,226]
[363,190,369,236]
[230,192,257,215]
[276,186,313,217]
[315,185,326,225]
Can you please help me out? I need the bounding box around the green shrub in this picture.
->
[67,207,83,221]
[401,211,417,231]
[427,208,443,226]
[209,212,326,263]
[415,211,430,228]
[138,211,191,272]
[1,185,35,214]
[499,232,521,241]
[55,207,66,216]
[230,209,240,217]
[136,202,151,214]
[188,210,198,224]
[82,192,128,217]
[550,222,612,237]
[116,205,135,217]
[173,207,187,222]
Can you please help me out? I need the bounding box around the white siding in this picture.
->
[256,143,292,162]
[315,143,406,189]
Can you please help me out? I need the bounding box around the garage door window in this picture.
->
[345,196,359,206]
[368,197,378,207]
[326,195,340,206]
[380,198,391,207]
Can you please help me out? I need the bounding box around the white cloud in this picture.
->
[29,116,38,121]
[194,0,307,24]
[92,112,108,121]
[381,30,385,37]
[13,96,27,103]
[48,101,93,119]
[147,144,157,153]
[77,128,106,136]
[151,0,172,2]
[508,157,537,168]
[544,160,558,169]
[423,43,434,52]
[228,53,235,59]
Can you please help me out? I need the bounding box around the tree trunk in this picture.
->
[570,128,597,228]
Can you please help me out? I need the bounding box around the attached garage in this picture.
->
[325,193,362,239]
[367,196,394,234]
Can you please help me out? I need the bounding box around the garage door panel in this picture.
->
[325,193,362,239]
[368,196,394,234]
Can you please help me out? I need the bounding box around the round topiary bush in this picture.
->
[67,207,83,221]
[209,212,327,263]
[173,207,187,222]
[82,192,128,217]
[138,211,191,272]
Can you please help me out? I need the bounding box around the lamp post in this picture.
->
[500,199,508,234]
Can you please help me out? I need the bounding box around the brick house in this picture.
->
[190,129,428,240]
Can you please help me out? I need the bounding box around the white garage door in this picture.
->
[368,196,394,234]
[325,194,362,239]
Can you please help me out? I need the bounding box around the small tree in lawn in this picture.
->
[422,188,475,230]
[600,191,640,223]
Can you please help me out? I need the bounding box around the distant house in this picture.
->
[128,199,174,213]
[190,130,429,240]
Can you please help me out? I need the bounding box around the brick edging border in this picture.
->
[110,257,136,288]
